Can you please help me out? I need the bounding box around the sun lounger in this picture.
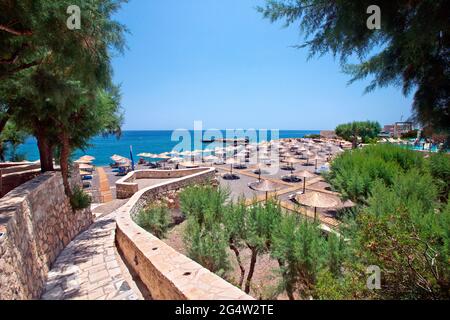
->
[288,190,304,201]
[82,181,92,188]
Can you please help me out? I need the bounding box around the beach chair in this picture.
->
[117,166,127,176]
[82,181,92,188]
[288,190,304,201]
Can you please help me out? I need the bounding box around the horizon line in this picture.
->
[119,128,327,131]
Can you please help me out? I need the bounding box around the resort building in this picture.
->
[382,122,414,138]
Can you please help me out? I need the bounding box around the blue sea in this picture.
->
[16,130,320,166]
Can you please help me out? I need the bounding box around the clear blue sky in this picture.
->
[112,0,413,131]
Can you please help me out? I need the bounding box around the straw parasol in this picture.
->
[310,155,323,170]
[78,155,95,162]
[78,163,94,171]
[249,179,279,201]
[203,155,219,163]
[157,153,171,160]
[226,157,243,175]
[305,151,315,165]
[137,153,159,162]
[111,154,125,162]
[295,191,339,221]
[179,150,192,156]
[179,161,199,168]
[296,170,316,194]
[253,163,269,180]
[168,156,183,163]
[340,199,356,208]
[74,159,92,164]
[283,156,302,174]
[79,170,92,176]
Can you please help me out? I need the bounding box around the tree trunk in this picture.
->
[59,132,72,197]
[0,115,9,136]
[0,142,6,162]
[244,247,258,294]
[277,259,295,300]
[36,133,54,172]
[352,136,358,149]
[229,240,245,288]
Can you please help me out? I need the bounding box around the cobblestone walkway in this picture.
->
[41,212,142,300]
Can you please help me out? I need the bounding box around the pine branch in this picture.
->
[0,24,32,36]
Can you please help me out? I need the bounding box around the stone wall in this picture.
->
[0,161,37,169]
[0,170,93,299]
[0,169,42,197]
[115,168,253,300]
[116,167,214,199]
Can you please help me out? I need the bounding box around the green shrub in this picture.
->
[270,214,334,299]
[180,185,231,275]
[183,217,230,276]
[346,173,450,299]
[135,204,171,238]
[335,121,381,147]
[314,267,370,300]
[70,185,91,210]
[326,144,425,203]
[179,185,229,225]
[427,152,450,202]
[304,134,321,139]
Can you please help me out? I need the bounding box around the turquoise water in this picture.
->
[16,130,320,166]
[400,144,441,153]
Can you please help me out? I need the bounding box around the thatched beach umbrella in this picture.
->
[305,151,315,165]
[253,163,270,181]
[249,179,279,201]
[283,156,302,174]
[78,163,94,172]
[310,155,323,171]
[79,170,92,176]
[203,155,219,163]
[179,150,192,157]
[226,157,242,175]
[179,161,199,168]
[78,155,95,162]
[168,156,183,163]
[295,191,339,221]
[297,170,316,194]
[137,153,159,161]
[111,154,124,162]
[157,153,171,160]
[74,159,92,164]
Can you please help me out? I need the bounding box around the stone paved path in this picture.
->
[41,212,142,300]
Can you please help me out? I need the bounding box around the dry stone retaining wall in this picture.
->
[116,167,213,199]
[0,162,42,197]
[0,170,93,299]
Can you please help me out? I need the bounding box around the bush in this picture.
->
[183,217,230,276]
[304,134,321,139]
[347,173,450,299]
[180,185,231,275]
[271,214,329,299]
[135,203,171,238]
[179,185,229,225]
[427,153,450,202]
[335,121,381,147]
[70,185,91,210]
[323,143,450,300]
[326,144,425,203]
